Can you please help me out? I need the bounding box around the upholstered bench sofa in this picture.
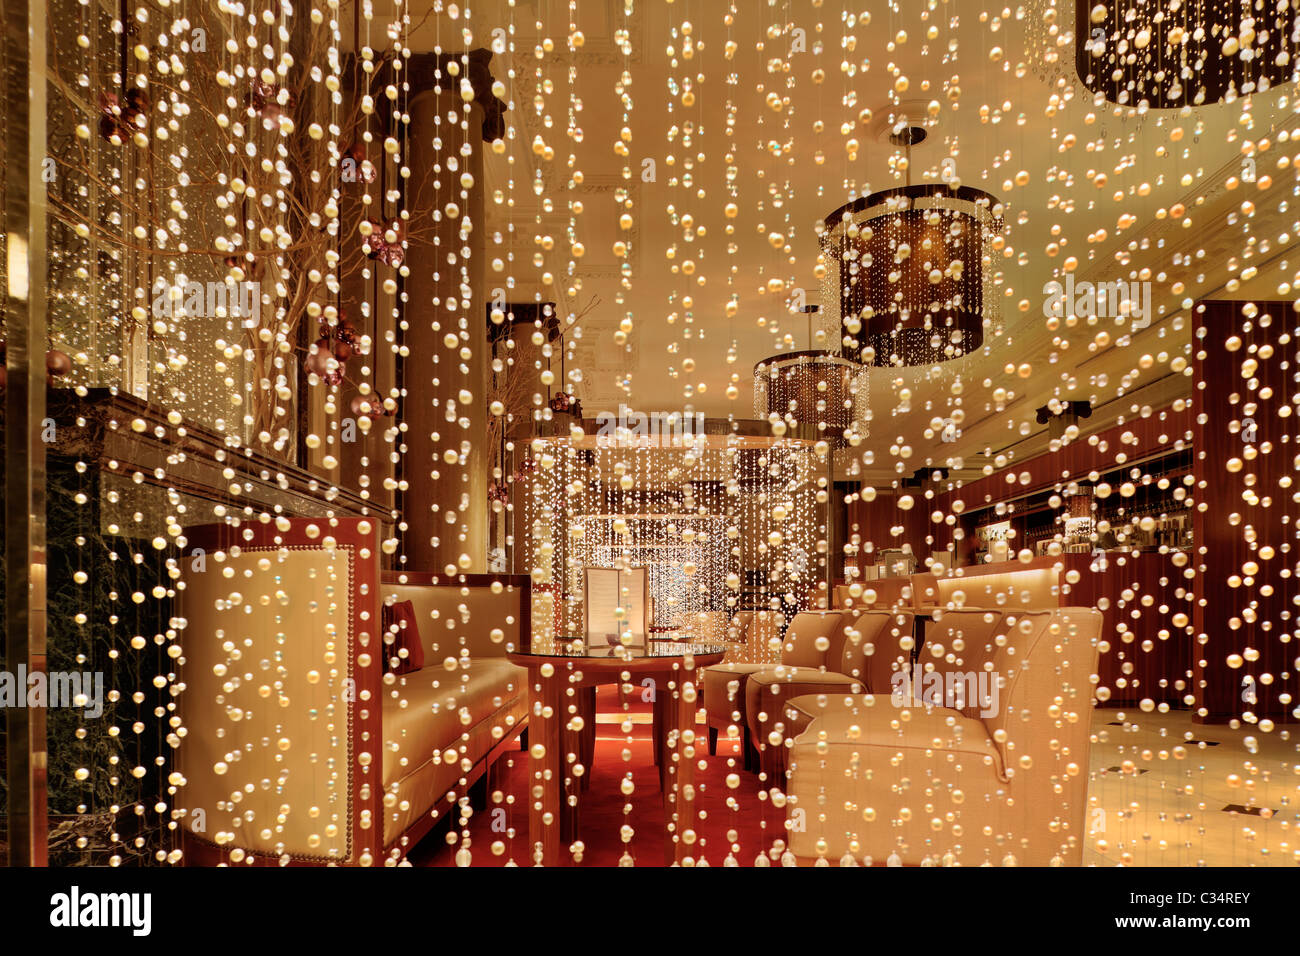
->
[176,517,529,865]
[782,607,1102,866]
[379,570,529,851]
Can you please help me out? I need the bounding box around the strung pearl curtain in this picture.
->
[818,184,1004,368]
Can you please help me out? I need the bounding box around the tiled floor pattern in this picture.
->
[1083,709,1298,866]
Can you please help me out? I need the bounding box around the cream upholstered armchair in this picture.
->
[745,610,914,781]
[715,610,757,664]
[783,607,1101,866]
[727,610,755,643]
[777,608,998,747]
[701,610,845,770]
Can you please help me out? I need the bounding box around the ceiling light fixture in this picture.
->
[753,305,867,445]
[819,182,1004,368]
[1061,0,1300,108]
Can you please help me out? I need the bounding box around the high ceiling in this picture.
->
[401,0,1299,483]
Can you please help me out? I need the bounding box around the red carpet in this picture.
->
[416,686,782,866]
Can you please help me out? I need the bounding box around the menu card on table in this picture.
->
[584,567,648,649]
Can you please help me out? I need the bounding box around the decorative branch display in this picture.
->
[41,1,442,457]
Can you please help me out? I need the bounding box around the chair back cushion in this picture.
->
[781,611,845,669]
[844,610,914,694]
[981,608,1101,768]
[911,609,1005,713]
[728,610,755,642]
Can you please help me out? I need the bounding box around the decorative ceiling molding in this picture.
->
[567,334,638,411]
[1083,109,1300,290]
[507,0,646,65]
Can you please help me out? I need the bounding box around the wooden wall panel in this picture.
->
[940,404,1194,511]
[843,491,933,572]
[1063,552,1194,709]
[1191,300,1298,723]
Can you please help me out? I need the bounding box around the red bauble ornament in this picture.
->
[98,89,149,143]
[362,221,386,259]
[223,255,264,281]
[46,349,72,378]
[304,342,333,376]
[97,91,123,142]
[249,81,298,119]
[98,115,122,143]
[122,88,150,126]
[362,220,405,267]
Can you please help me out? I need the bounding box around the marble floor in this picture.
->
[1084,709,1299,866]
[594,687,1299,866]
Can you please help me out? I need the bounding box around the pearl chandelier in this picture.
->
[1077,0,1300,108]
[818,183,1004,368]
[752,349,867,445]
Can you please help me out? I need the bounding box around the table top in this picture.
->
[508,639,727,663]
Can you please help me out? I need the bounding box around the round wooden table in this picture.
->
[507,640,726,866]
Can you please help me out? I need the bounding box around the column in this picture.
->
[402,52,502,574]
